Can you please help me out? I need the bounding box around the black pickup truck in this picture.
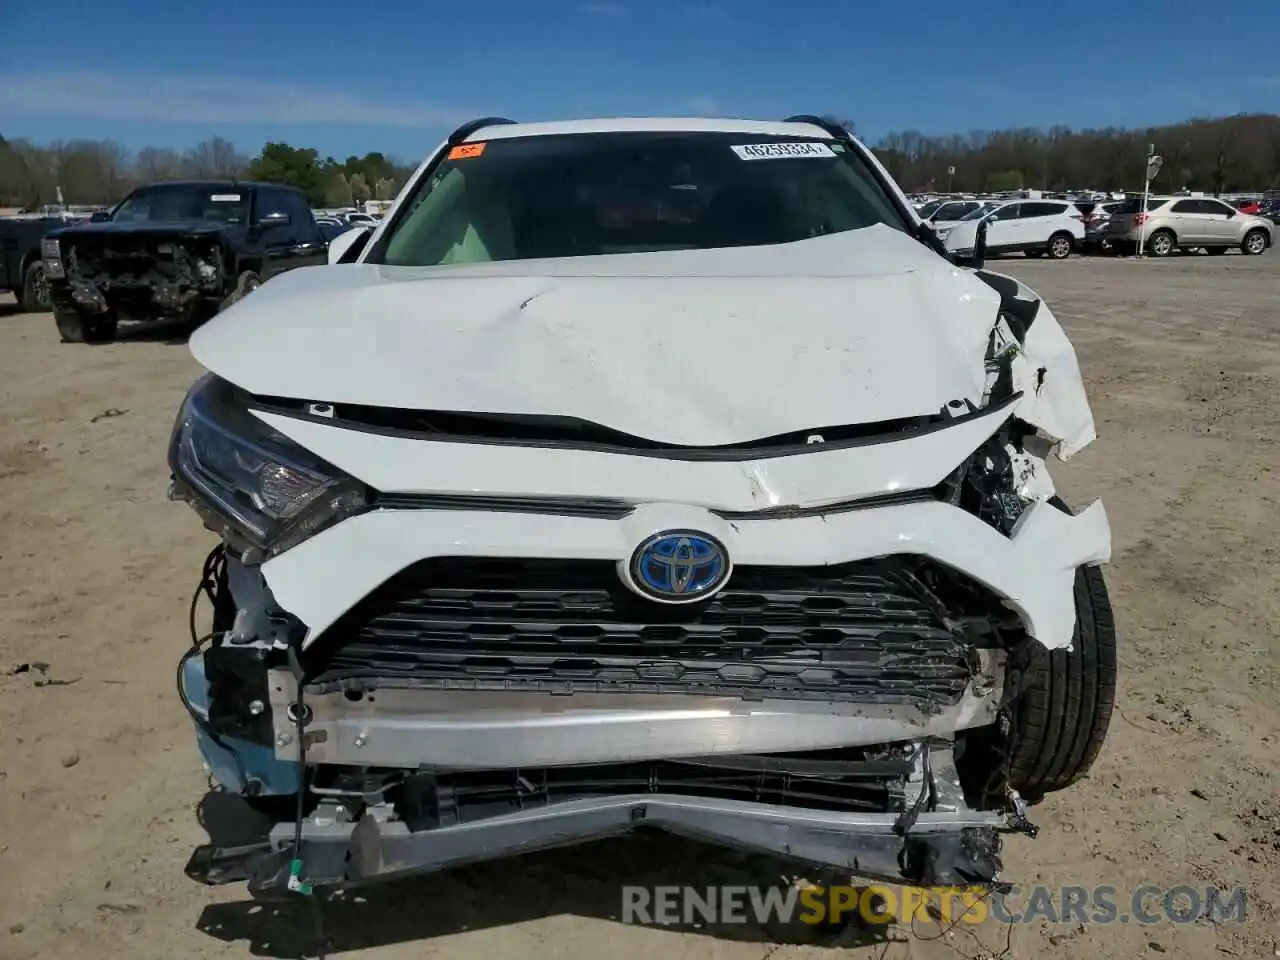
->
[0,217,61,312]
[44,180,327,343]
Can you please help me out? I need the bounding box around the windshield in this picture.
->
[370,131,909,266]
[111,186,249,224]
[916,199,944,218]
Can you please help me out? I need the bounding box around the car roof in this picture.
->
[132,179,297,192]
[460,117,834,143]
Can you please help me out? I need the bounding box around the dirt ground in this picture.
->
[1,253,1277,960]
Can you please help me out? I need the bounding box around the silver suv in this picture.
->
[1106,196,1273,256]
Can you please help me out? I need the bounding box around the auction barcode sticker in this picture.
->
[731,142,836,160]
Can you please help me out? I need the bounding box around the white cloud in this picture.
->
[0,70,474,127]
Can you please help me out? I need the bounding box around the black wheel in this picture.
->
[54,305,118,344]
[19,260,51,313]
[1004,506,1116,802]
[221,271,262,310]
[1145,229,1175,257]
[1241,229,1268,256]
[1206,247,1227,256]
[1046,232,1073,260]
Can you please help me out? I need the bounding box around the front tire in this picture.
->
[19,260,51,313]
[54,305,118,344]
[1046,232,1073,260]
[1005,559,1117,802]
[1241,229,1268,256]
[221,271,262,310]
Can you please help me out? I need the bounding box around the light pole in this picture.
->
[1136,144,1163,258]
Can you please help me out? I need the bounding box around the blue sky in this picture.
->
[2,0,1277,163]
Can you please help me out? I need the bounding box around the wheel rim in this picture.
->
[29,264,50,308]
[1246,234,1265,254]
[1151,235,1171,255]
[1051,238,1070,257]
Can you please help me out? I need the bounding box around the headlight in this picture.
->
[168,375,368,563]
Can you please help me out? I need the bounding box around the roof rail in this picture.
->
[783,115,853,141]
[447,117,517,144]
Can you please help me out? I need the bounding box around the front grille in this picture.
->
[308,558,981,708]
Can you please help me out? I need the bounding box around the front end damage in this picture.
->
[53,232,228,320]
[170,274,1110,898]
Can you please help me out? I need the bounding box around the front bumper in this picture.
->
[187,737,1014,894]
[180,465,1106,892]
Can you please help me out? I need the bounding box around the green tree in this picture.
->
[246,143,325,205]
[984,170,1025,192]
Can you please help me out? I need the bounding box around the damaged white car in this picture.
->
[171,116,1115,897]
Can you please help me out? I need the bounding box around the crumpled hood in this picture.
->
[191,225,1003,446]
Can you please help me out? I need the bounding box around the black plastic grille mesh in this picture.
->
[308,558,974,706]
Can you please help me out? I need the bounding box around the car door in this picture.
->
[0,229,17,291]
[1166,199,1210,244]
[1016,201,1066,248]
[251,187,297,279]
[1197,198,1242,245]
[285,191,329,269]
[983,203,1021,251]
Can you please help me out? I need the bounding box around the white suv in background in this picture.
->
[941,199,1087,259]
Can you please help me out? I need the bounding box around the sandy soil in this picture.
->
[1,253,1277,960]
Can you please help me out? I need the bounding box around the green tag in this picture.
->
[288,858,313,896]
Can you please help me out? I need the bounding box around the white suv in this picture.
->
[941,199,1087,259]
[169,115,1114,898]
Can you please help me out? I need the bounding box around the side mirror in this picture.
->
[90,210,111,222]
[255,211,291,231]
[327,226,371,265]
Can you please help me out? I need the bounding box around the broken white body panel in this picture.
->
[192,221,1109,656]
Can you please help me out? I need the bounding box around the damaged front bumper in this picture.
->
[184,629,1022,893]
[53,235,227,318]
[192,744,1014,894]
[179,493,1102,894]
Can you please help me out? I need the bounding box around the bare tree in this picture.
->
[0,138,57,209]
[185,137,246,178]
[322,170,353,207]
[52,139,132,204]
[348,172,371,203]
[134,146,186,183]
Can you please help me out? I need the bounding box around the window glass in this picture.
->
[1020,202,1067,218]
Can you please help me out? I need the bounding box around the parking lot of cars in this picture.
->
[0,245,1277,960]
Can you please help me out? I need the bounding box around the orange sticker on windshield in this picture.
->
[448,142,487,160]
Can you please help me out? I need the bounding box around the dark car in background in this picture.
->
[1079,200,1130,252]
[43,180,327,343]
[0,217,65,312]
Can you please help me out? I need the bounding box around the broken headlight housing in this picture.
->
[940,420,1054,537]
[168,374,368,563]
